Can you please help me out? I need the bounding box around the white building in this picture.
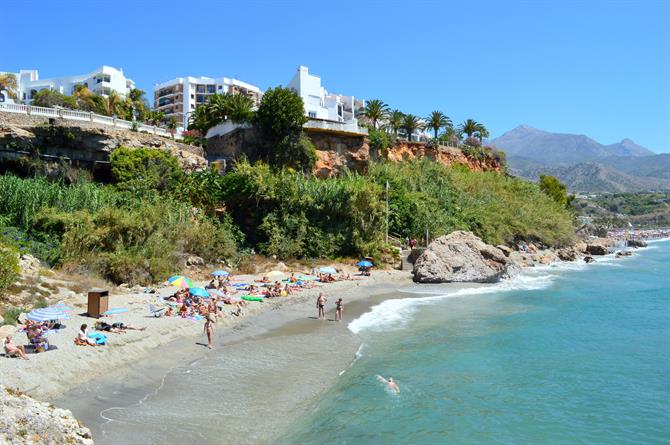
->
[287,66,363,123]
[153,76,262,130]
[8,66,135,103]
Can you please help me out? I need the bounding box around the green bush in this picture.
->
[1,307,25,326]
[0,237,20,296]
[109,147,182,192]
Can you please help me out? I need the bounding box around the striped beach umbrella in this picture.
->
[27,307,70,322]
[168,275,194,288]
[211,270,229,277]
[319,267,337,275]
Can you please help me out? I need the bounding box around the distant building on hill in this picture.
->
[287,65,364,123]
[153,76,262,130]
[7,66,135,104]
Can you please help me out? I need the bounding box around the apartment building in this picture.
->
[153,76,262,129]
[8,66,135,103]
[287,66,364,123]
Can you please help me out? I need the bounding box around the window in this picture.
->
[196,85,206,93]
[196,94,207,103]
[191,94,194,99]
[207,85,216,94]
[218,85,223,90]
[190,104,195,109]
[308,111,317,118]
[0,93,4,103]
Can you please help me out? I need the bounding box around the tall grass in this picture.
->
[0,175,119,229]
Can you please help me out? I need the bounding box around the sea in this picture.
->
[278,240,670,444]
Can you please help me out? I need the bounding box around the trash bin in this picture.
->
[87,289,109,318]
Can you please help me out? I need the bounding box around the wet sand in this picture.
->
[54,276,443,444]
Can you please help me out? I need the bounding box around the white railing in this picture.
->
[0,102,182,140]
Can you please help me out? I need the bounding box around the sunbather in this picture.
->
[75,324,97,346]
[3,335,29,360]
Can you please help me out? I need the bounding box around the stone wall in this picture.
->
[0,112,206,172]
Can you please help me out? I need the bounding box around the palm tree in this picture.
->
[459,119,480,138]
[402,114,423,141]
[474,123,489,143]
[146,110,165,126]
[0,73,18,100]
[188,104,215,134]
[362,99,389,129]
[426,111,452,139]
[95,91,123,116]
[225,93,255,123]
[441,126,462,147]
[167,116,178,139]
[386,109,404,136]
[72,84,97,111]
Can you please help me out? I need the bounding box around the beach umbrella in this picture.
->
[356,260,373,268]
[267,270,285,279]
[27,307,70,322]
[102,307,129,316]
[319,267,337,274]
[211,270,229,277]
[168,275,194,288]
[190,287,210,298]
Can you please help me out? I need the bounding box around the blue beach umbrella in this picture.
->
[189,287,210,298]
[102,307,129,316]
[356,260,373,267]
[211,270,229,277]
[27,307,70,322]
[319,267,337,274]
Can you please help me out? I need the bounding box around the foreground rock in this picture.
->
[0,386,93,444]
[626,239,648,248]
[413,231,519,283]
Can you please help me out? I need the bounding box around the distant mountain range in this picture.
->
[490,125,670,193]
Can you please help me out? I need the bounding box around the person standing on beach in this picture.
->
[335,298,343,322]
[316,293,327,320]
[204,311,216,349]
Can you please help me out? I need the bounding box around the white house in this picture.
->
[287,66,363,123]
[153,76,262,130]
[8,66,135,103]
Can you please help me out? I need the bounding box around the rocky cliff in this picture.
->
[0,112,206,173]
[385,142,502,172]
[0,386,93,444]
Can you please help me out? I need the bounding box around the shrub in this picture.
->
[109,147,182,192]
[0,237,20,296]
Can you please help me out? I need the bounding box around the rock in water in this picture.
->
[0,386,93,444]
[585,244,608,255]
[413,231,518,283]
[626,239,648,248]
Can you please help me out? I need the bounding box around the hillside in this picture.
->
[511,162,670,193]
[492,125,668,192]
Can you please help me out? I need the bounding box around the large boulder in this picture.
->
[585,244,608,256]
[626,239,648,248]
[413,231,519,283]
[557,248,578,262]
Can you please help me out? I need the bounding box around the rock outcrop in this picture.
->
[626,239,648,248]
[0,112,206,172]
[413,231,518,283]
[0,386,93,444]
[385,142,502,173]
[585,244,608,256]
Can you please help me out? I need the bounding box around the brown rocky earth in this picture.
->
[385,142,502,172]
[0,112,206,171]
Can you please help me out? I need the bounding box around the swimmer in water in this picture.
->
[377,375,400,393]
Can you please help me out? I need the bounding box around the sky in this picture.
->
[3,0,670,152]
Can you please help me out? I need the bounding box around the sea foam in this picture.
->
[348,272,556,334]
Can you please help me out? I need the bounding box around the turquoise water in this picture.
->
[279,241,670,444]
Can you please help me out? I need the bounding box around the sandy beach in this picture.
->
[1,268,412,400]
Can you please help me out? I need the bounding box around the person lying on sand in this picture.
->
[257,276,271,284]
[95,321,146,333]
[3,335,29,360]
[376,375,400,394]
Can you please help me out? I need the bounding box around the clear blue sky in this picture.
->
[3,0,669,152]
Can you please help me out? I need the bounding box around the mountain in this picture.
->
[509,162,670,193]
[491,125,654,167]
[491,125,667,192]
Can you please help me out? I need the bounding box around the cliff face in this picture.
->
[0,112,207,172]
[308,130,369,178]
[385,142,502,172]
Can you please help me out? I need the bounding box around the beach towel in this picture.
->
[88,332,107,345]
